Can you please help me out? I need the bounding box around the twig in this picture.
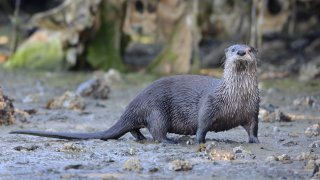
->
[10,0,21,55]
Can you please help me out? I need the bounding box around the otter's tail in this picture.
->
[9,130,105,140]
[10,119,133,140]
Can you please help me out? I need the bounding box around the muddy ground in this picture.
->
[0,68,320,180]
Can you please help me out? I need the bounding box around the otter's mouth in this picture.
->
[235,60,249,71]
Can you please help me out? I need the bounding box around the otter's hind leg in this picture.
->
[146,110,174,143]
[130,130,146,140]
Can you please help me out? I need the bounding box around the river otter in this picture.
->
[10,44,260,144]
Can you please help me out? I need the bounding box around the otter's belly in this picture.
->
[168,118,198,135]
[211,116,246,132]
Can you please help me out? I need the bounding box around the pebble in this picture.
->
[57,143,85,153]
[293,96,315,106]
[266,155,279,162]
[277,154,292,164]
[123,158,143,172]
[232,146,255,159]
[46,91,85,111]
[0,88,15,125]
[259,107,291,123]
[169,160,192,171]
[14,145,39,151]
[296,151,319,161]
[128,148,136,155]
[305,123,320,137]
[309,140,320,148]
[208,149,235,161]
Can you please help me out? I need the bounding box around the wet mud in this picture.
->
[0,69,319,179]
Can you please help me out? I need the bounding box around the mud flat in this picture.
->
[0,69,319,179]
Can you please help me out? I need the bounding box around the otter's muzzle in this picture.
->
[237,50,246,56]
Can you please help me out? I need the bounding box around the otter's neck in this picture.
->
[221,62,258,98]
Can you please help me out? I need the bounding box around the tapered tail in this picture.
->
[10,118,134,140]
[9,130,105,140]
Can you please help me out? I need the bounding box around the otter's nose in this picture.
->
[237,50,246,56]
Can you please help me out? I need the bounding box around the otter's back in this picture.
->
[131,75,220,134]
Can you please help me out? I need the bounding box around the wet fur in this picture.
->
[10,44,260,144]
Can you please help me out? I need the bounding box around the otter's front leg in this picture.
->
[243,116,259,143]
[196,128,208,144]
[196,109,215,144]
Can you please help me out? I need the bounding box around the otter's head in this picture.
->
[224,44,258,73]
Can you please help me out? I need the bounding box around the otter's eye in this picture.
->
[231,48,235,52]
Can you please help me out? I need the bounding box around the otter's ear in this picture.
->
[251,46,258,54]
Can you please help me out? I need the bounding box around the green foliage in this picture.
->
[5,38,64,70]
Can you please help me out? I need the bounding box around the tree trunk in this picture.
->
[87,0,125,71]
[147,0,200,74]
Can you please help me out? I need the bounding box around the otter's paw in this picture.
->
[249,136,260,143]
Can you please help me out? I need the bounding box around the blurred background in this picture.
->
[1,1,320,179]
[0,0,319,80]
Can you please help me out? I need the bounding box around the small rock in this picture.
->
[305,123,320,137]
[205,142,217,150]
[186,139,194,145]
[282,141,298,147]
[258,107,274,122]
[305,160,316,169]
[259,106,291,122]
[76,69,121,99]
[197,143,207,152]
[123,158,143,172]
[14,145,39,151]
[76,76,110,99]
[296,151,319,161]
[102,157,115,163]
[293,96,315,106]
[294,96,320,110]
[309,140,320,148]
[105,69,122,82]
[46,91,85,110]
[277,154,292,164]
[128,148,136,155]
[266,155,279,162]
[208,149,235,161]
[288,132,299,137]
[64,164,84,170]
[14,109,30,123]
[274,109,291,122]
[232,146,255,159]
[233,146,244,154]
[169,160,192,171]
[0,87,15,125]
[149,167,159,172]
[57,143,85,153]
